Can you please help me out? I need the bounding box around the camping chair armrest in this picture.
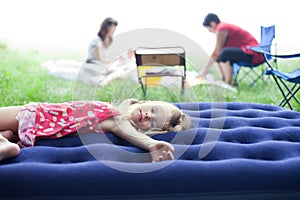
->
[246,46,270,54]
[247,46,300,59]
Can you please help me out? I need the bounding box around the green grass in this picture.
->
[0,41,299,111]
[0,42,74,105]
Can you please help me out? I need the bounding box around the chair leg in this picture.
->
[236,67,266,87]
[271,74,294,110]
[279,83,298,105]
[139,77,147,100]
[249,67,267,87]
[249,72,261,87]
[237,68,251,84]
[180,78,185,100]
[144,77,148,100]
[272,74,300,110]
[232,73,239,87]
[279,83,300,109]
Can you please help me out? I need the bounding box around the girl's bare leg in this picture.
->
[0,106,22,161]
[0,106,22,133]
[0,130,15,141]
[0,134,20,161]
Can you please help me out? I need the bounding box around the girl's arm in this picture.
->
[99,118,174,162]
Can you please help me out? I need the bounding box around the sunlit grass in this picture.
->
[0,41,299,111]
[0,43,74,106]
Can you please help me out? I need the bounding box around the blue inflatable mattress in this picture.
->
[1,102,300,199]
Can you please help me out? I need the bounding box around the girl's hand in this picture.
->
[149,141,174,162]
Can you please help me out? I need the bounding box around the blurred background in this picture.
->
[0,0,299,109]
[1,0,299,57]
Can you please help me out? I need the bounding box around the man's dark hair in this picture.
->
[202,13,220,27]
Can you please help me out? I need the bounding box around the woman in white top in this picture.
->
[86,17,118,65]
[85,17,136,86]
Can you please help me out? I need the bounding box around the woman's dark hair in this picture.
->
[97,17,118,46]
[202,13,220,27]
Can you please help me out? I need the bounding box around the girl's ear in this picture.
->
[174,125,183,132]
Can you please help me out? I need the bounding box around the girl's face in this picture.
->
[128,101,174,131]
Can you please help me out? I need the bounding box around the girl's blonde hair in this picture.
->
[142,102,192,135]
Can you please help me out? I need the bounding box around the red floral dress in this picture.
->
[16,101,120,147]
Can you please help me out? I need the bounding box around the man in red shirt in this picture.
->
[198,13,264,85]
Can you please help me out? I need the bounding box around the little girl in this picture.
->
[0,99,191,162]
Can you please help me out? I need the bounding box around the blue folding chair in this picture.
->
[233,25,276,87]
[252,46,300,110]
